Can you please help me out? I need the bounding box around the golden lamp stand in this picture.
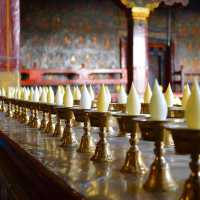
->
[27,103,34,127]
[45,108,54,135]
[0,97,5,112]
[168,106,184,119]
[39,103,47,131]
[138,119,177,192]
[113,113,148,175]
[71,107,94,153]
[166,123,200,200]
[22,105,28,124]
[53,115,61,137]
[5,100,12,118]
[87,111,112,162]
[141,103,150,114]
[59,107,77,147]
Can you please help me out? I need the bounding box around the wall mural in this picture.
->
[174,10,200,70]
[20,0,127,69]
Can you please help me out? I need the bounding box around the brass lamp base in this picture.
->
[45,113,54,134]
[61,110,77,147]
[113,114,147,175]
[91,127,112,162]
[40,112,47,130]
[52,116,62,137]
[77,111,94,153]
[27,109,34,127]
[180,154,200,200]
[143,141,177,192]
[165,123,200,200]
[121,138,147,175]
[32,110,39,128]
[87,111,112,162]
[139,120,177,192]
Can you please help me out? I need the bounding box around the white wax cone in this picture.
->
[1,88,6,97]
[58,85,65,95]
[97,85,109,112]
[18,88,23,99]
[165,83,174,108]
[143,83,152,104]
[126,83,141,115]
[182,84,191,109]
[47,87,54,104]
[89,85,95,101]
[63,85,73,107]
[26,88,30,97]
[80,85,92,109]
[7,87,13,98]
[40,88,47,102]
[73,86,81,100]
[55,87,63,105]
[150,80,168,120]
[185,80,200,129]
[13,88,17,99]
[105,86,111,104]
[23,88,29,101]
[118,85,127,104]
[38,86,43,96]
[29,88,34,101]
[174,96,182,106]
[33,87,40,102]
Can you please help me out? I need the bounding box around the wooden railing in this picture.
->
[20,68,128,86]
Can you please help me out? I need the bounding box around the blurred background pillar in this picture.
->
[0,0,20,88]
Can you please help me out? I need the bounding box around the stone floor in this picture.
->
[0,113,191,200]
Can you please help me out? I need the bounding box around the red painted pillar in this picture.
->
[0,0,20,71]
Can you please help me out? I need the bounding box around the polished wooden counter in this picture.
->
[0,113,190,200]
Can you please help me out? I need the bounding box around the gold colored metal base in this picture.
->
[91,127,112,162]
[179,154,200,200]
[143,140,177,192]
[45,113,54,134]
[40,112,47,130]
[32,110,39,128]
[1,101,5,112]
[6,103,12,118]
[77,112,94,153]
[52,116,62,137]
[27,109,34,127]
[61,115,77,147]
[22,108,28,124]
[121,133,147,175]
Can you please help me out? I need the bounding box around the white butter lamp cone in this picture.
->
[143,83,152,104]
[97,85,109,112]
[118,85,127,104]
[33,87,40,102]
[47,87,55,104]
[40,88,47,103]
[150,80,168,120]
[63,85,73,107]
[80,85,92,109]
[105,86,112,104]
[73,86,81,100]
[89,85,95,101]
[165,83,174,108]
[185,80,200,129]
[182,84,191,109]
[126,83,141,115]
[55,87,64,105]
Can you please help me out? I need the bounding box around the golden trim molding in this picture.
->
[131,7,150,21]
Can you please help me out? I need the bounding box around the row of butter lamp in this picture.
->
[0,80,199,200]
